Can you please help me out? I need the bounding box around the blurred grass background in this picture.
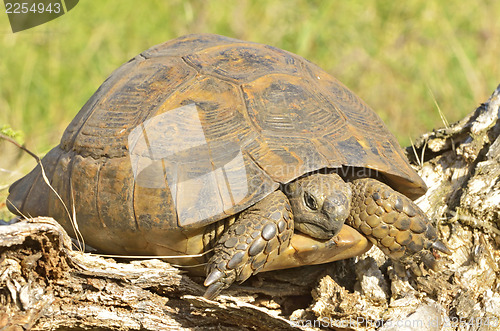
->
[1,0,500,216]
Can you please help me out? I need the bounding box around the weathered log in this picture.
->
[1,85,499,330]
[0,218,303,330]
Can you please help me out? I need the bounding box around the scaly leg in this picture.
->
[347,178,450,270]
[204,190,294,299]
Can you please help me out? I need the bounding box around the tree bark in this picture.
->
[1,85,499,331]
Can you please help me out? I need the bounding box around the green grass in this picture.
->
[1,0,500,217]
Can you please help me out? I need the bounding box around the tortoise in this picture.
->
[7,34,450,299]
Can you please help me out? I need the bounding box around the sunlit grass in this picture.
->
[1,0,500,218]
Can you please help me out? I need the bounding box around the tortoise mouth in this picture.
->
[296,222,339,240]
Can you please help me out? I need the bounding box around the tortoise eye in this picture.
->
[303,192,318,210]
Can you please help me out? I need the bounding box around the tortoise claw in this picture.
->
[204,281,226,300]
[204,269,224,287]
[203,264,237,299]
[432,240,452,255]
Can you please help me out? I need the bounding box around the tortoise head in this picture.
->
[284,173,352,240]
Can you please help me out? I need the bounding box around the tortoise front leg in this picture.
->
[347,178,451,270]
[204,190,294,299]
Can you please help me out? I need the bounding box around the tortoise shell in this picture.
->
[8,34,426,255]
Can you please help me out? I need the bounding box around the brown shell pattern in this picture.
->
[43,34,425,238]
